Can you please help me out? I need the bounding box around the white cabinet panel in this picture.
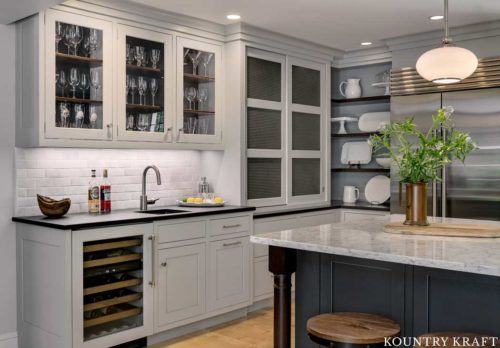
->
[253,258,273,300]
[156,220,206,244]
[156,243,206,329]
[209,215,251,237]
[208,236,250,311]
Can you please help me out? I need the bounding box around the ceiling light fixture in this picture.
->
[429,15,444,20]
[416,0,478,84]
[361,42,372,46]
[226,14,241,20]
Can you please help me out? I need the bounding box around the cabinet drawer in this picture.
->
[209,216,250,237]
[253,258,273,299]
[342,211,388,223]
[156,221,206,243]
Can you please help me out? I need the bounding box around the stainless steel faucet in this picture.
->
[140,165,162,211]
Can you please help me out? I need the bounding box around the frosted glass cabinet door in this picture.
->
[45,10,113,141]
[176,37,222,144]
[116,25,173,142]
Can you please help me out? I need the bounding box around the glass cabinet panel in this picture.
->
[45,11,113,141]
[247,158,282,200]
[292,158,320,196]
[177,37,222,143]
[117,25,172,142]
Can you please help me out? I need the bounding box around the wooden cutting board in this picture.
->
[384,222,500,238]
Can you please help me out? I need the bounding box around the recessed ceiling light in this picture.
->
[361,42,372,46]
[429,15,444,20]
[226,14,241,20]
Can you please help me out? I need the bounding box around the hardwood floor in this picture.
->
[152,305,295,347]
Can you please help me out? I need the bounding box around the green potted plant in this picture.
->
[370,107,476,226]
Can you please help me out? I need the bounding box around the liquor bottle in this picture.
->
[100,169,111,213]
[88,169,100,214]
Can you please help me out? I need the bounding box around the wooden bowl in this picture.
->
[37,195,71,218]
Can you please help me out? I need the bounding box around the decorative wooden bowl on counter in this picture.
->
[37,194,71,218]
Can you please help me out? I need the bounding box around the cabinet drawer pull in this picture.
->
[223,224,241,229]
[161,262,167,267]
[223,241,242,247]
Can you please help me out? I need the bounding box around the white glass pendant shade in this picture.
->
[416,45,478,84]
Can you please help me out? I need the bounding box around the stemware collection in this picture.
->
[184,87,208,110]
[55,22,101,58]
[126,44,162,70]
[126,75,159,106]
[57,68,99,100]
[185,48,213,77]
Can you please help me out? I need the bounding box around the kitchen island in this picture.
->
[251,215,500,348]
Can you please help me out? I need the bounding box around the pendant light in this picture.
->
[416,0,478,84]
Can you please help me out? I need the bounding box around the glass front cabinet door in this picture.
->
[45,10,113,141]
[176,37,222,144]
[117,25,173,142]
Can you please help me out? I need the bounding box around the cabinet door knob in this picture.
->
[106,123,113,128]
[161,262,167,267]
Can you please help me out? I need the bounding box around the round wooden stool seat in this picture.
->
[415,332,497,348]
[307,312,401,345]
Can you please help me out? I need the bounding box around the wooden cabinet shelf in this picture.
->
[84,303,142,328]
[83,239,142,253]
[84,252,142,269]
[56,52,103,64]
[84,277,142,296]
[126,64,162,74]
[126,104,162,112]
[332,132,381,138]
[184,109,215,115]
[184,73,215,81]
[56,96,103,104]
[84,291,142,312]
[332,95,390,103]
[331,168,390,173]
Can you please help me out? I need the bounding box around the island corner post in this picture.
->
[269,245,297,348]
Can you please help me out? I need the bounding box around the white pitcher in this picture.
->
[339,79,362,99]
[343,186,360,203]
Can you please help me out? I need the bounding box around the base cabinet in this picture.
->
[156,243,206,329]
[208,237,250,311]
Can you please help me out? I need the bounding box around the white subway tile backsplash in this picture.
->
[15,148,202,216]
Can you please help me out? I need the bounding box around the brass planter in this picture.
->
[404,182,429,226]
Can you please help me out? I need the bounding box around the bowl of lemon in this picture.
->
[177,195,225,207]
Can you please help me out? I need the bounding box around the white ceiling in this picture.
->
[129,0,500,51]
[0,0,64,24]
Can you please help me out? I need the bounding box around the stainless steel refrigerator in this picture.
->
[390,88,500,221]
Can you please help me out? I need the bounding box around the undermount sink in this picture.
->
[137,208,189,215]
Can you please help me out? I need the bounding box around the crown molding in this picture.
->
[383,20,500,52]
[333,46,392,68]
[225,23,342,63]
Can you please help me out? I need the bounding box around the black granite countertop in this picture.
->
[253,200,389,219]
[13,205,256,230]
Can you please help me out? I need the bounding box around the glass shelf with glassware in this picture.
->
[123,35,165,134]
[54,21,104,130]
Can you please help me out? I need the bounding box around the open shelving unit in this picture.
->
[331,62,392,209]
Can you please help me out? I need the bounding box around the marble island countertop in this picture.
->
[250,215,500,277]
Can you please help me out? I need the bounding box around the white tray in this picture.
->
[176,200,225,207]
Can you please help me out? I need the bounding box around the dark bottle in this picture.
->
[100,169,111,213]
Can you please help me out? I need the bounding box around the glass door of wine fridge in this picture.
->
[117,25,173,142]
[45,10,113,141]
[72,225,154,347]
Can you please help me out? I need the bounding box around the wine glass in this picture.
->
[129,77,137,104]
[188,51,202,75]
[59,102,70,127]
[137,114,150,131]
[197,88,208,110]
[126,44,134,65]
[90,70,100,99]
[134,46,145,67]
[55,22,64,53]
[126,114,135,130]
[150,49,161,69]
[58,70,68,97]
[201,53,214,77]
[185,87,197,110]
[69,68,80,98]
[126,75,130,102]
[74,104,84,128]
[137,76,145,105]
[90,105,98,129]
[82,36,91,57]
[183,48,190,66]
[88,29,99,58]
[79,73,90,99]
[150,78,158,106]
[66,25,82,55]
[199,118,209,135]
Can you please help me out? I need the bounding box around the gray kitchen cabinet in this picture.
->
[207,236,251,312]
[155,243,206,330]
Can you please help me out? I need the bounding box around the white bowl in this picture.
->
[375,157,392,169]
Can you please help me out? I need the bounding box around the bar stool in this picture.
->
[415,332,497,348]
[307,312,401,348]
